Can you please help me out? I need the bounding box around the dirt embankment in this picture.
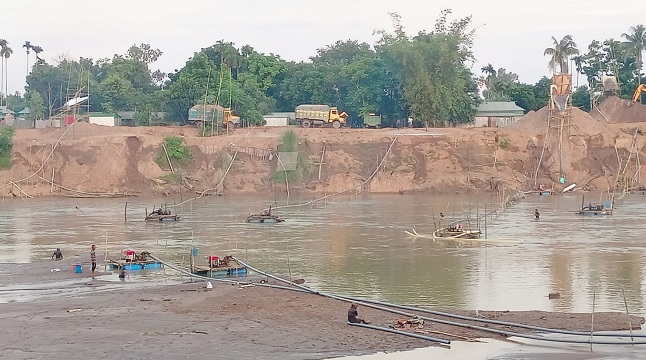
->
[1,113,645,198]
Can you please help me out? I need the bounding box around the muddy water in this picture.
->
[1,193,645,315]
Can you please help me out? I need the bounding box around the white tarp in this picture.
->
[89,116,116,126]
[264,117,288,127]
[276,152,298,171]
[63,96,89,108]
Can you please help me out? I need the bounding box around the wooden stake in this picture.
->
[589,289,596,351]
[622,287,634,342]
[124,202,128,222]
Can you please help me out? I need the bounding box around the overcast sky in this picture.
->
[1,0,644,95]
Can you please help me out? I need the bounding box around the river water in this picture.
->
[1,193,645,316]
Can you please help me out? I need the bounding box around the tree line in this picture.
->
[1,15,645,127]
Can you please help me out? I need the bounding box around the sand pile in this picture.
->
[591,95,646,123]
[512,106,614,138]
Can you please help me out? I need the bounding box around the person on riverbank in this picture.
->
[534,209,540,220]
[90,245,97,273]
[348,304,370,324]
[51,248,63,260]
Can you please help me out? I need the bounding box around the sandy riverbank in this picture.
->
[1,260,644,360]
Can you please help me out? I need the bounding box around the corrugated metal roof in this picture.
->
[476,101,525,116]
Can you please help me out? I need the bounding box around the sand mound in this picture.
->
[591,95,646,123]
[512,106,613,137]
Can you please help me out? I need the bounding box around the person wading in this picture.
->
[534,209,540,220]
[90,244,97,273]
[51,248,63,260]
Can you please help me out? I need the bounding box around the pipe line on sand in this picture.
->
[232,257,646,346]
[341,297,646,339]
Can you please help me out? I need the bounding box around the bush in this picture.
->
[499,138,510,149]
[157,135,191,169]
[0,126,14,169]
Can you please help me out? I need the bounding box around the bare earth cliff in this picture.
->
[1,106,645,198]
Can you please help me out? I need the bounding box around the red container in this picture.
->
[208,256,219,262]
[64,115,75,125]
[125,250,135,256]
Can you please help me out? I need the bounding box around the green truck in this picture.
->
[363,114,382,128]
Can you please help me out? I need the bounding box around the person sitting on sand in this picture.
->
[348,303,370,324]
[51,248,63,260]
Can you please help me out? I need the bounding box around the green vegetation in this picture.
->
[499,138,510,149]
[0,126,14,169]
[5,17,644,126]
[156,135,191,169]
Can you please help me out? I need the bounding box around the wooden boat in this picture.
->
[191,255,248,278]
[107,251,163,271]
[145,207,182,221]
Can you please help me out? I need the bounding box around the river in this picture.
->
[1,192,645,315]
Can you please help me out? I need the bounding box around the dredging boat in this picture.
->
[575,196,613,216]
[245,206,284,223]
[432,221,482,239]
[107,250,163,271]
[191,255,248,278]
[145,207,182,222]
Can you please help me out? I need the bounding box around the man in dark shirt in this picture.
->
[90,244,97,273]
[51,248,63,260]
[347,304,369,324]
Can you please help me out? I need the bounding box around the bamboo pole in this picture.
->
[622,287,634,342]
[589,289,596,351]
[162,143,175,174]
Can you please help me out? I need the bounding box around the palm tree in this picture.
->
[480,63,496,92]
[622,24,646,85]
[0,44,13,108]
[32,45,43,68]
[23,40,32,74]
[544,35,579,74]
[0,39,6,107]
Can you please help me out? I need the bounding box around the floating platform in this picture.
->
[192,266,248,278]
[245,214,284,223]
[107,260,163,271]
[145,214,182,222]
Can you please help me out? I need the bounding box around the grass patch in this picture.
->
[156,136,191,169]
[499,138,510,149]
[0,126,14,169]
[159,173,183,184]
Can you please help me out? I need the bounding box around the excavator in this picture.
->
[632,84,646,103]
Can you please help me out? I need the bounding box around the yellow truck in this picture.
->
[295,105,348,128]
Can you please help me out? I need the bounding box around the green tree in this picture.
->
[23,40,32,74]
[572,85,591,111]
[544,35,579,74]
[25,90,45,123]
[622,25,646,85]
[0,40,12,108]
[98,74,137,112]
[126,43,163,64]
[378,10,479,126]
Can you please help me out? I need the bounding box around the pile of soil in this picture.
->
[591,95,646,123]
[512,106,613,139]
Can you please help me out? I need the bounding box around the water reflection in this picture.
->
[1,193,645,314]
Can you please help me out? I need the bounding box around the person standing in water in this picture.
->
[90,244,97,273]
[534,209,540,219]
